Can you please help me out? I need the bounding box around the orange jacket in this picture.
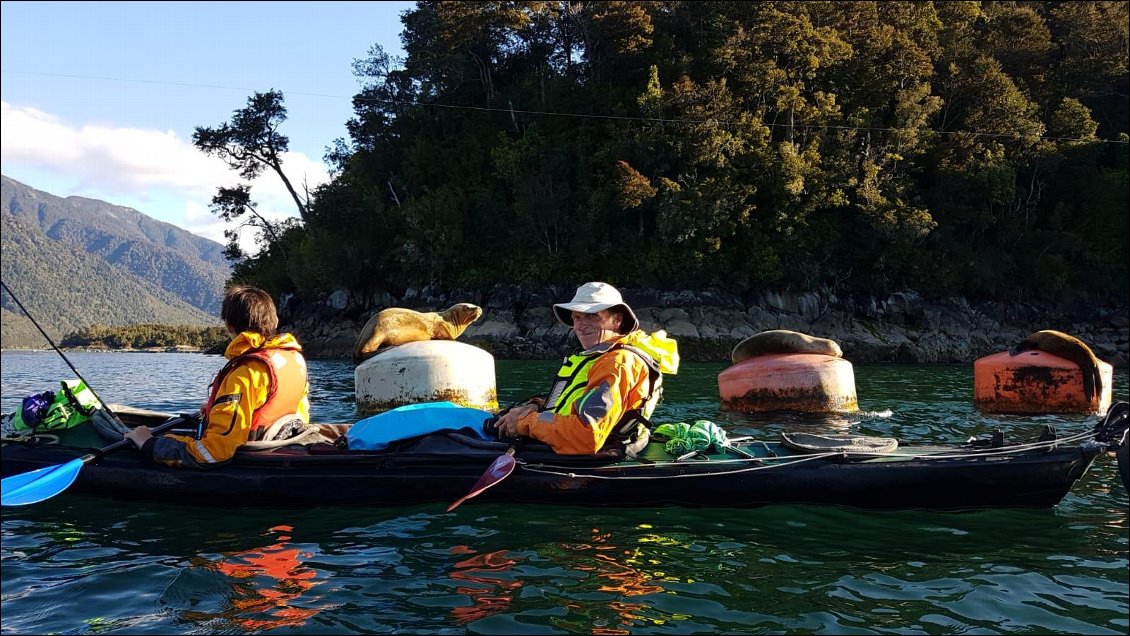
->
[153,332,309,467]
[515,334,651,454]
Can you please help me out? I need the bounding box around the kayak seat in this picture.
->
[780,432,898,456]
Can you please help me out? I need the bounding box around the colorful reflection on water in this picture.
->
[180,524,329,631]
[448,546,524,625]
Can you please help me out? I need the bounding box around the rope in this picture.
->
[515,430,1098,481]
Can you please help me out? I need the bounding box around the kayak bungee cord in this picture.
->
[517,427,1109,481]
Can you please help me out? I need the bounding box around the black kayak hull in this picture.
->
[0,433,1103,510]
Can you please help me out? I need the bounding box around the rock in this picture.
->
[327,289,350,311]
[278,286,1127,367]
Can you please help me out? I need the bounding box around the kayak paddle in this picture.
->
[1,415,190,506]
[447,439,524,512]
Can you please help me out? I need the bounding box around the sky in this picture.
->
[1,0,415,253]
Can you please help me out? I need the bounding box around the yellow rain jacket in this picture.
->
[516,330,679,455]
[150,332,310,467]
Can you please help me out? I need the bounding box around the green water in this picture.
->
[1,352,1127,634]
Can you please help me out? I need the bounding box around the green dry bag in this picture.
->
[12,379,100,432]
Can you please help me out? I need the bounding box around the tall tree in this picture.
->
[193,90,310,262]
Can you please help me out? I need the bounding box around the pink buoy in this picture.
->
[718,353,858,413]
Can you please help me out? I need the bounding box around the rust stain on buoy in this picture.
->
[721,385,858,413]
[973,350,1112,414]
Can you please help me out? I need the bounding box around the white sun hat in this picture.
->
[552,282,639,333]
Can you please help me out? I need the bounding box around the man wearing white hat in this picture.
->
[494,282,679,454]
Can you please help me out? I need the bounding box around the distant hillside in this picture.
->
[1,175,230,348]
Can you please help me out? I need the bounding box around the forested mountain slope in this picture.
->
[1,176,228,348]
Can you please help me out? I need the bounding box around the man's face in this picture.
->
[571,309,622,350]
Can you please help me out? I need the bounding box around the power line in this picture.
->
[4,68,1126,145]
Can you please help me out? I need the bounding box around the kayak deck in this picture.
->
[2,407,1105,510]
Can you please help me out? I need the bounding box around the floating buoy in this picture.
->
[355,340,499,414]
[974,350,1112,414]
[718,353,858,413]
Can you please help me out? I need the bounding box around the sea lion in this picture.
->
[352,303,483,364]
[1009,329,1103,402]
[731,330,844,364]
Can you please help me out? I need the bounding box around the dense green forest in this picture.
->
[59,324,229,350]
[201,1,1128,305]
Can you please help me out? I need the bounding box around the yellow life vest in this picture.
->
[545,330,679,422]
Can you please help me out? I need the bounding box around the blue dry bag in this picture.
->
[345,401,492,451]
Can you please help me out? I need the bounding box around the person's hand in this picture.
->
[494,404,537,438]
[124,425,153,449]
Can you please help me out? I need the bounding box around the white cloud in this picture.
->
[1,100,330,255]
[183,198,214,225]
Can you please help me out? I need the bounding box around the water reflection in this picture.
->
[545,526,680,635]
[179,524,329,631]
[447,546,524,625]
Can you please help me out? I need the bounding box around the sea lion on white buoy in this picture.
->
[352,303,483,364]
[731,330,844,364]
[1009,329,1103,402]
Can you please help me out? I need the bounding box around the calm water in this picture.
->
[1,350,1127,635]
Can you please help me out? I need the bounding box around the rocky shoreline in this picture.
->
[279,286,1129,368]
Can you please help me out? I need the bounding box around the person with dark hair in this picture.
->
[125,285,310,467]
[493,282,679,454]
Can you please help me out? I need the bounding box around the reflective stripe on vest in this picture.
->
[202,347,308,439]
[546,344,662,420]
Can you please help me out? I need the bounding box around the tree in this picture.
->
[208,184,292,265]
[256,1,1128,303]
[193,90,309,261]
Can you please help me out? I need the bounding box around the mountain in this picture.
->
[1,175,231,348]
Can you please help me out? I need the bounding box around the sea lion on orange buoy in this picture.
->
[1009,329,1103,402]
[352,303,483,364]
[731,330,844,364]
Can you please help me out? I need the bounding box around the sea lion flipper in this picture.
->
[1083,370,1097,403]
[353,313,386,364]
[731,334,759,364]
[1084,365,1102,404]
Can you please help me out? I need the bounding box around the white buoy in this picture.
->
[354,340,499,413]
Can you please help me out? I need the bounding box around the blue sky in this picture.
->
[1,0,414,251]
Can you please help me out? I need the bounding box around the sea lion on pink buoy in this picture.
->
[1009,329,1103,402]
[352,303,483,364]
[731,330,843,364]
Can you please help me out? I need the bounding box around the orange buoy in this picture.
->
[718,353,858,413]
[973,350,1113,414]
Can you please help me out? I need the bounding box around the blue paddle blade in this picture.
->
[1,458,85,506]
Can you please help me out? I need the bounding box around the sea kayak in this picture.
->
[2,403,1126,510]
